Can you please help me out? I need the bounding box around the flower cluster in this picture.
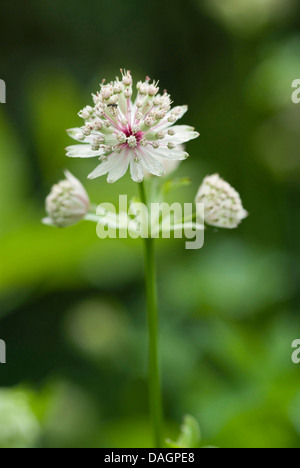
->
[195,174,248,229]
[43,171,90,227]
[67,70,199,183]
[43,70,248,233]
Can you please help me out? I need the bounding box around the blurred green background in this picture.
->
[0,0,300,448]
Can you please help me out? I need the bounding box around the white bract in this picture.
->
[67,70,199,183]
[43,171,90,227]
[196,174,248,229]
[144,145,184,179]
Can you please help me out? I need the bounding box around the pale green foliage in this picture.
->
[0,389,40,448]
[166,415,201,449]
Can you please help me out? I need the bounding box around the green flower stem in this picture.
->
[84,213,101,223]
[139,181,163,449]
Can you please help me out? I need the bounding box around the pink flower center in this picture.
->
[124,128,144,141]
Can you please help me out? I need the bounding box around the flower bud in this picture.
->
[137,81,148,94]
[78,106,93,120]
[195,174,248,229]
[124,88,133,99]
[101,85,113,100]
[116,132,127,143]
[156,131,165,139]
[154,97,162,106]
[94,120,103,131]
[127,135,138,148]
[168,114,177,123]
[154,109,166,120]
[43,171,90,228]
[148,84,159,96]
[122,70,132,86]
[144,115,156,128]
[109,95,119,105]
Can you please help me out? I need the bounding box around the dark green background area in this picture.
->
[0,0,300,448]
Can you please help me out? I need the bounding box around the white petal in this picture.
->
[168,105,188,120]
[67,128,87,142]
[66,144,105,158]
[170,125,195,133]
[130,158,144,182]
[139,148,166,177]
[171,132,199,144]
[88,152,130,182]
[157,105,188,130]
[107,150,130,183]
[152,147,189,160]
[164,126,199,145]
[67,128,120,147]
[88,157,116,179]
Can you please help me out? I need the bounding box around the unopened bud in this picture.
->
[195,174,248,229]
[43,171,90,228]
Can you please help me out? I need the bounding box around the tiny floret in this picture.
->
[122,69,133,86]
[127,135,138,148]
[148,83,159,96]
[168,115,177,123]
[101,85,113,100]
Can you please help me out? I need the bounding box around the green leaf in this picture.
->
[166,415,201,448]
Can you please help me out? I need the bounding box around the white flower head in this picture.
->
[43,171,90,227]
[67,69,199,183]
[196,174,248,229]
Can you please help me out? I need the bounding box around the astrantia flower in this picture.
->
[196,174,248,229]
[43,171,90,227]
[66,70,199,183]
